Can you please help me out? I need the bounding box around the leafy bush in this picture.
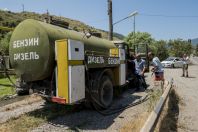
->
[0,32,12,55]
[168,39,193,57]
[194,44,198,56]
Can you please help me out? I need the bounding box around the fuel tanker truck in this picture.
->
[9,19,133,109]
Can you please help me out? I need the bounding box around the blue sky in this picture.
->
[0,0,198,40]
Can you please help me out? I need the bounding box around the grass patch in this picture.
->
[120,112,150,132]
[0,103,77,132]
[147,89,163,112]
[0,115,45,132]
[120,88,163,131]
[0,76,16,98]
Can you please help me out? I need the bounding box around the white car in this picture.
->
[161,57,184,68]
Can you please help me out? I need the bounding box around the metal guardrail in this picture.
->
[140,78,173,132]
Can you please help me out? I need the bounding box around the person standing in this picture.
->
[133,53,147,76]
[148,52,164,81]
[182,54,189,77]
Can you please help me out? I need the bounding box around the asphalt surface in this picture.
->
[164,64,198,132]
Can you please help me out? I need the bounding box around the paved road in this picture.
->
[191,57,198,65]
[164,64,198,132]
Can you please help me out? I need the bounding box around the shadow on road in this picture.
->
[186,76,196,78]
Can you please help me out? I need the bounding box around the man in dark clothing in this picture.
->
[127,54,147,90]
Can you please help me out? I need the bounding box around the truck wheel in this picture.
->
[16,79,29,95]
[16,88,29,95]
[99,75,113,109]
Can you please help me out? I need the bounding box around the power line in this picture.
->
[140,13,198,18]
[84,13,198,24]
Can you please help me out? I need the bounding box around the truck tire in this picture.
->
[99,75,113,109]
[16,88,29,95]
[16,79,29,95]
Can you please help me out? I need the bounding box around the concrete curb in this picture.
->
[140,79,173,132]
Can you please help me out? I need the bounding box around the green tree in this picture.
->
[168,39,193,57]
[195,44,198,56]
[0,31,12,55]
[150,40,169,61]
[124,31,154,48]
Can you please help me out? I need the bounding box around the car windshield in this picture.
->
[165,57,175,61]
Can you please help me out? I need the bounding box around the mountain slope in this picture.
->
[0,10,124,40]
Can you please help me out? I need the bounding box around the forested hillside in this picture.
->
[0,10,124,40]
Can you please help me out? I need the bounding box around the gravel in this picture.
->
[164,64,198,132]
[0,94,44,124]
[31,73,157,132]
[0,71,163,132]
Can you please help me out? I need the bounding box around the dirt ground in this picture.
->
[0,95,44,124]
[30,73,159,132]
[2,64,198,132]
[164,64,198,132]
[0,72,160,132]
[1,66,180,132]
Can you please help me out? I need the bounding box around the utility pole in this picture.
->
[134,15,136,40]
[46,10,51,23]
[132,12,138,46]
[133,15,136,49]
[22,4,24,13]
[108,0,113,40]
